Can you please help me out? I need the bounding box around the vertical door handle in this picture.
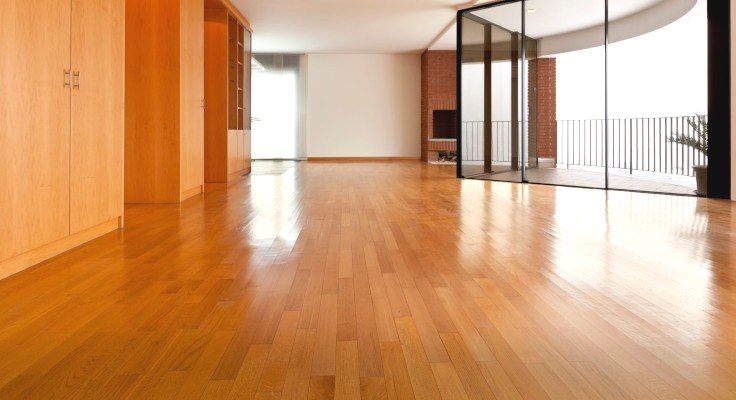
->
[72,71,81,89]
[201,99,205,109]
[63,70,71,88]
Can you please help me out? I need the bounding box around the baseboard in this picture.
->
[228,169,246,181]
[0,218,120,281]
[307,157,421,162]
[180,184,203,201]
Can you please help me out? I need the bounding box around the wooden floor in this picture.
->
[1,161,736,399]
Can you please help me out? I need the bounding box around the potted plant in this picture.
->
[670,114,708,196]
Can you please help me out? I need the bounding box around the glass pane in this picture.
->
[524,0,606,189]
[459,15,486,177]
[607,0,706,195]
[459,2,522,182]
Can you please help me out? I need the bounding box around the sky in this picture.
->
[557,1,707,120]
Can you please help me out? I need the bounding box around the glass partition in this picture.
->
[459,2,522,182]
[459,15,487,178]
[457,0,709,196]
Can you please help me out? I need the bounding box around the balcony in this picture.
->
[459,115,706,195]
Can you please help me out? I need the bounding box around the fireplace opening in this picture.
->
[438,151,457,162]
[432,110,457,139]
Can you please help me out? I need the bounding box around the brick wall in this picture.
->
[422,52,556,162]
[421,50,457,161]
[528,59,538,165]
[530,58,557,160]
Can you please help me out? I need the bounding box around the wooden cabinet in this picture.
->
[205,5,252,182]
[181,0,206,201]
[70,0,125,233]
[125,0,205,203]
[0,0,124,279]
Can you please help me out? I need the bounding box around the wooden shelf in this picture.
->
[205,8,252,182]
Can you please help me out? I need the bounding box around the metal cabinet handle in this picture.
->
[64,70,71,88]
[72,71,80,89]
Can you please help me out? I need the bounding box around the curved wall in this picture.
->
[539,0,696,55]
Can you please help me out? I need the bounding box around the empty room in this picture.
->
[1,0,736,399]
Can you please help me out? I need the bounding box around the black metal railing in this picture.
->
[460,121,518,163]
[461,115,707,177]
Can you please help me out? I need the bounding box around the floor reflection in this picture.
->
[463,165,697,195]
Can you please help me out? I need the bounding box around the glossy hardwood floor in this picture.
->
[1,161,736,399]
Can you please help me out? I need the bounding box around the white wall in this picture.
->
[306,54,421,158]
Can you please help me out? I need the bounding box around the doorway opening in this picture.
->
[251,54,307,160]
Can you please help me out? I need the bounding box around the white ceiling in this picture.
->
[232,0,473,53]
[232,0,682,54]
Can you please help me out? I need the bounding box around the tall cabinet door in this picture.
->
[0,1,72,260]
[70,0,125,233]
[180,0,205,196]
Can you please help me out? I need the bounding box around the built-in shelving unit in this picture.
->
[204,1,252,182]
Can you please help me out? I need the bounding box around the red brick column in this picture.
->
[421,50,456,162]
[528,59,539,166]
[534,58,557,160]
[421,52,429,161]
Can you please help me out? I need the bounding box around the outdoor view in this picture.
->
[251,54,303,160]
